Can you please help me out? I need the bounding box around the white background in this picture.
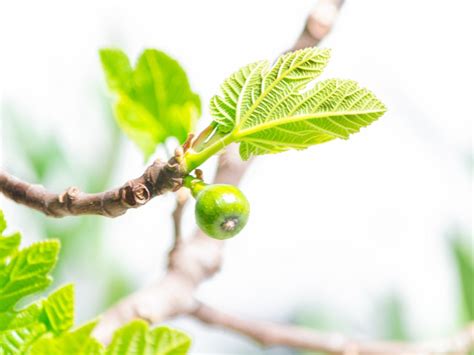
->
[1,0,473,353]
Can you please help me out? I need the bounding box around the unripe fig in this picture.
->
[195,184,250,239]
[187,179,250,240]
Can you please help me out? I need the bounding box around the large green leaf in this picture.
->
[100,49,201,159]
[210,48,386,160]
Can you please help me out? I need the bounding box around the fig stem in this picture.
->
[183,175,207,198]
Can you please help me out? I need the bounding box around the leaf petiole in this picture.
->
[183,132,235,172]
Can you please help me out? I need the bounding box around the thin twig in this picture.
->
[191,303,474,355]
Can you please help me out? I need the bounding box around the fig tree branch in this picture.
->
[191,303,474,355]
[0,157,185,218]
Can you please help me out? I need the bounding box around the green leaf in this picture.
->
[106,320,191,355]
[0,232,21,264]
[147,326,191,355]
[0,302,43,330]
[0,240,60,311]
[210,48,386,160]
[0,210,6,235]
[27,320,104,355]
[0,322,46,354]
[43,284,74,333]
[100,48,201,160]
[106,320,147,355]
[99,49,134,94]
[0,302,46,354]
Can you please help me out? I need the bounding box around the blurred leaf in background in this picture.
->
[372,292,409,341]
[100,49,201,160]
[449,229,474,325]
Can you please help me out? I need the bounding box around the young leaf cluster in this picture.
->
[100,47,386,172]
[0,209,191,354]
[186,48,386,167]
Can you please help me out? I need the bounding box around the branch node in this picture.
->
[120,183,150,207]
[59,186,79,203]
[132,183,151,205]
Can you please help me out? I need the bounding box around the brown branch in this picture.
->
[192,303,474,355]
[0,157,185,218]
[291,0,345,51]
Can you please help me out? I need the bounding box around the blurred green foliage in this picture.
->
[1,96,134,318]
[449,230,474,324]
[373,293,409,341]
